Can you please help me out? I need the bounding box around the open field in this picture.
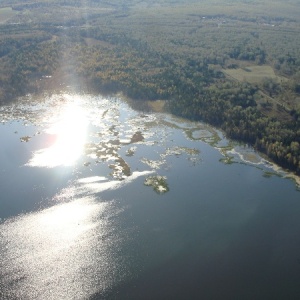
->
[0,7,16,23]
[223,66,288,84]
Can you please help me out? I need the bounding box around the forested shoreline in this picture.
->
[0,0,299,174]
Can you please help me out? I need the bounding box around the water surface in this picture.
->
[0,94,300,300]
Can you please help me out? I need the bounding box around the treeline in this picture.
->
[167,81,300,174]
[228,45,266,64]
[0,37,60,103]
[0,33,52,58]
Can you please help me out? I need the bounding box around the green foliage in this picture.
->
[0,0,299,174]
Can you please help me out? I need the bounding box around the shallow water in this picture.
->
[0,93,300,300]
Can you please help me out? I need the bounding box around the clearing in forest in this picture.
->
[223,65,287,84]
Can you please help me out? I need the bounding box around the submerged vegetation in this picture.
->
[0,0,300,174]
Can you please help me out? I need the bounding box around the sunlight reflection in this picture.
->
[0,197,120,299]
[28,102,88,168]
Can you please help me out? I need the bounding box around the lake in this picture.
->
[0,93,300,300]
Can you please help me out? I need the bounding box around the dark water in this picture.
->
[0,94,300,300]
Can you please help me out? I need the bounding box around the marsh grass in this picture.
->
[144,175,169,194]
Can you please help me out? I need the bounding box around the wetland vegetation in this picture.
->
[0,0,300,175]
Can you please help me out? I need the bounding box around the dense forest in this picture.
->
[0,0,299,174]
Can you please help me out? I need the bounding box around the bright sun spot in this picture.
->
[28,102,89,168]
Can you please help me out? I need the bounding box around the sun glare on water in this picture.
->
[28,102,88,168]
